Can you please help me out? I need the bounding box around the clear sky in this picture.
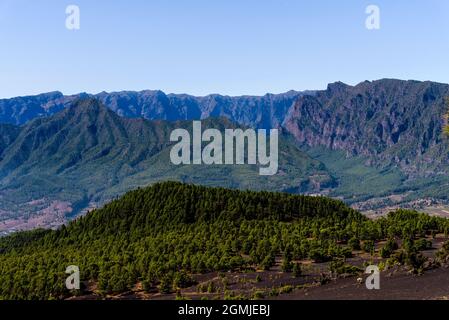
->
[0,0,448,98]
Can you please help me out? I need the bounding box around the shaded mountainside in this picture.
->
[0,99,334,228]
[0,90,307,129]
[3,80,449,179]
[284,79,449,176]
[97,89,306,129]
[0,91,84,126]
[0,124,21,156]
[282,80,449,210]
[2,80,449,178]
[1,79,449,222]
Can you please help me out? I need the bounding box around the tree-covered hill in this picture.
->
[68,181,360,234]
[1,182,449,300]
[0,124,20,157]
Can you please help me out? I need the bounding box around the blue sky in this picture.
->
[0,0,448,98]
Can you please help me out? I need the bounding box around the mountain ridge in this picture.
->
[0,98,334,231]
[284,79,449,176]
[2,79,449,230]
[0,89,310,129]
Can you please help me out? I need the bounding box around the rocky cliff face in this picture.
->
[2,79,449,179]
[283,79,449,176]
[0,92,86,125]
[0,90,307,129]
[94,90,308,129]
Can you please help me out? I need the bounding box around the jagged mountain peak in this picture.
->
[62,97,114,118]
[0,88,308,128]
[285,79,449,175]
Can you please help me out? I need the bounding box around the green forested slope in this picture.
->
[0,99,334,222]
[0,182,448,300]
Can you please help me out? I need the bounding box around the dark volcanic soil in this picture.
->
[280,267,449,300]
[69,238,449,301]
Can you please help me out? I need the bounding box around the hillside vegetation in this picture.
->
[1,182,449,300]
[2,79,449,223]
[0,99,333,224]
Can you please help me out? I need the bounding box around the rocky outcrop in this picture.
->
[283,79,449,176]
[0,90,307,129]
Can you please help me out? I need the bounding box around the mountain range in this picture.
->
[1,78,449,232]
[285,80,449,176]
[0,98,333,232]
[0,90,307,129]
